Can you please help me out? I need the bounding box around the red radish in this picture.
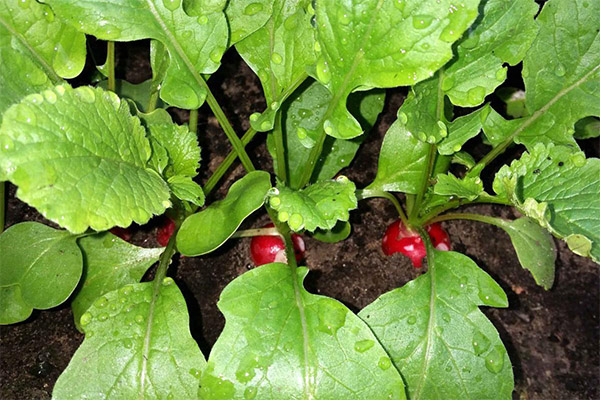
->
[157,217,176,247]
[110,226,132,242]
[382,220,451,268]
[250,223,305,266]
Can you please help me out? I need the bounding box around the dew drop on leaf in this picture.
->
[198,15,209,24]
[30,94,43,105]
[284,14,297,30]
[484,346,505,373]
[43,90,57,104]
[394,0,405,12]
[472,331,491,355]
[460,35,479,49]
[210,48,223,63]
[314,41,321,52]
[97,23,122,40]
[244,2,263,16]
[354,339,375,353]
[467,86,486,104]
[162,277,174,286]
[76,87,96,104]
[317,301,347,335]
[441,312,451,323]
[378,356,392,370]
[315,58,331,84]
[244,386,257,399]
[42,6,55,22]
[18,0,30,9]
[94,296,108,308]
[271,52,283,65]
[231,30,245,42]
[406,315,417,325]
[0,136,14,152]
[162,0,181,12]
[80,312,92,326]
[412,15,434,30]
[323,119,334,135]
[98,313,109,322]
[397,111,408,124]
[182,30,192,38]
[555,63,566,77]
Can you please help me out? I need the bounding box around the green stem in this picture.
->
[203,127,259,196]
[272,111,287,184]
[427,212,507,228]
[298,127,326,189]
[107,41,116,92]
[147,89,160,113]
[416,226,436,269]
[152,225,179,287]
[201,78,255,173]
[0,182,5,233]
[231,227,280,238]
[357,189,410,228]
[189,109,198,134]
[417,194,510,225]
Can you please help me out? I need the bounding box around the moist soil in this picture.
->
[1,41,598,400]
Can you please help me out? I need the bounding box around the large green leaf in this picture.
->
[53,279,206,399]
[46,0,228,109]
[268,177,357,232]
[200,263,406,400]
[360,250,513,399]
[442,0,539,107]
[493,144,600,262]
[0,0,86,81]
[236,0,316,131]
[268,80,384,189]
[225,0,274,45]
[72,232,164,330]
[0,48,52,119]
[0,85,171,234]
[312,0,480,140]
[177,171,272,256]
[0,222,82,324]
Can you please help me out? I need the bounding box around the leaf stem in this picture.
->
[0,182,5,233]
[357,189,410,228]
[107,41,116,92]
[298,127,326,189]
[188,109,198,134]
[427,212,507,228]
[203,127,259,196]
[417,194,510,225]
[272,111,287,184]
[201,78,255,173]
[231,227,280,238]
[411,143,437,221]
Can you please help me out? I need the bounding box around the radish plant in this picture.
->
[0,0,598,398]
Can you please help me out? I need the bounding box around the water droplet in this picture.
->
[270,101,279,110]
[244,3,263,15]
[393,0,405,12]
[231,30,245,42]
[18,0,30,9]
[453,144,462,152]
[122,338,133,348]
[162,0,181,12]
[296,127,308,140]
[244,386,257,399]
[162,277,174,286]
[427,135,436,143]
[442,313,451,323]
[412,15,434,30]
[42,6,55,22]
[289,213,304,231]
[472,331,491,355]
[338,10,351,25]
[249,112,260,122]
[189,368,202,379]
[94,296,109,308]
[120,285,133,297]
[0,136,14,151]
[260,120,271,130]
[378,356,392,370]
[271,52,283,65]
[484,346,505,374]
[323,119,334,136]
[495,68,506,82]
[442,75,456,91]
[43,90,57,104]
[437,121,448,137]
[97,23,122,40]
[210,48,223,63]
[167,394,174,400]
[354,339,375,353]
[30,93,43,105]
[80,312,92,326]
[316,58,331,84]
[270,196,281,208]
[182,30,192,38]
[198,15,209,24]
[135,314,144,324]
[439,25,459,42]
[460,35,479,49]
[15,104,36,125]
[459,276,468,288]
[278,211,289,222]
[571,153,585,167]
[98,313,109,322]
[422,42,431,50]
[467,86,486,105]
[555,63,566,77]
[397,111,408,124]
[284,14,297,30]
[314,41,321,53]
[407,315,417,325]
[317,301,347,335]
[86,330,95,337]
[76,86,96,104]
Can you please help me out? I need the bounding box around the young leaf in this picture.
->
[46,0,228,109]
[97,79,164,112]
[433,173,484,201]
[311,221,352,243]
[0,48,52,118]
[438,104,491,155]
[360,250,514,399]
[225,0,274,44]
[236,0,316,131]
[53,279,206,399]
[574,116,600,140]
[0,0,86,81]
[268,177,357,232]
[177,171,272,256]
[71,232,163,330]
[0,85,171,234]
[494,217,556,289]
[200,263,406,400]
[0,222,82,324]
[493,144,600,262]
[268,81,384,189]
[312,0,480,140]
[367,118,449,194]
[167,176,205,207]
[442,0,539,107]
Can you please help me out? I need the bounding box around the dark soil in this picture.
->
[1,42,598,400]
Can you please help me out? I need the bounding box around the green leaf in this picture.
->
[481,107,524,148]
[451,151,476,170]
[71,232,163,330]
[225,0,274,45]
[97,79,164,112]
[0,48,52,119]
[167,175,205,207]
[177,171,272,256]
[0,0,86,81]
[442,0,539,107]
[367,118,449,194]
[268,81,384,189]
[438,104,490,155]
[184,0,226,15]
[46,0,228,109]
[493,144,600,262]
[138,108,201,180]
[311,220,352,243]
[574,116,600,140]
[495,217,556,289]
[268,177,357,232]
[509,0,600,149]
[0,222,82,324]
[360,250,513,400]
[497,88,528,119]
[312,0,480,140]
[200,263,407,400]
[237,0,315,132]
[0,85,171,234]
[53,279,206,399]
[434,173,484,201]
